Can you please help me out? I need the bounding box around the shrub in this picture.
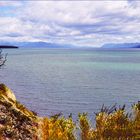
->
[40,101,140,139]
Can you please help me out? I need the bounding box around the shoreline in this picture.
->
[0,83,139,139]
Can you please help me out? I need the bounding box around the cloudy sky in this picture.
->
[0,0,140,47]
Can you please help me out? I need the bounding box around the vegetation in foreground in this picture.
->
[41,102,140,140]
[0,83,140,140]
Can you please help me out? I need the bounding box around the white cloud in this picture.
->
[0,1,22,7]
[0,1,140,47]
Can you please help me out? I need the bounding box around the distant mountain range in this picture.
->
[0,41,74,48]
[0,41,140,49]
[102,43,140,49]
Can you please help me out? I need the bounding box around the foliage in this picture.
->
[41,114,76,140]
[40,102,140,140]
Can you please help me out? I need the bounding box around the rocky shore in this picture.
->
[0,84,140,140]
[0,84,39,140]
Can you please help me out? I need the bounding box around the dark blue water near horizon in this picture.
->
[0,48,140,120]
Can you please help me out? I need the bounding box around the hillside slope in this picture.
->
[0,84,39,140]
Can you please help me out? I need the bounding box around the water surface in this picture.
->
[0,48,140,119]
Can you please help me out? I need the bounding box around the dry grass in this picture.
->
[41,114,76,140]
[41,102,140,140]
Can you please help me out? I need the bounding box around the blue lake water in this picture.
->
[0,48,140,119]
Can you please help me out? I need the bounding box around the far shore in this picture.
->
[0,45,18,49]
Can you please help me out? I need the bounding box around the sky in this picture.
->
[0,0,140,47]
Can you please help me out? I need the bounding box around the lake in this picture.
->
[0,48,140,120]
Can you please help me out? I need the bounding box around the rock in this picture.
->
[0,83,16,102]
[0,83,39,140]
